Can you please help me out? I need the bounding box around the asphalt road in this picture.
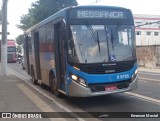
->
[135,72,160,99]
[8,63,160,121]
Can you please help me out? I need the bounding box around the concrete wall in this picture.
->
[156,46,160,66]
[136,45,160,68]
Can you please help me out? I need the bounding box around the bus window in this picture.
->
[68,24,135,63]
[68,25,109,63]
[108,25,135,61]
[7,47,16,52]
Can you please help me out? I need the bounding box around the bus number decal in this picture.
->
[117,74,129,80]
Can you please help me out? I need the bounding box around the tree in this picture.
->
[16,45,22,53]
[17,0,78,31]
[16,34,24,45]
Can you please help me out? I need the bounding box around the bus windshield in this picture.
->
[68,24,135,64]
[7,47,16,52]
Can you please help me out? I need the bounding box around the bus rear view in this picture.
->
[7,40,17,63]
[67,6,138,96]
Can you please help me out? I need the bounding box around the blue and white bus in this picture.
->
[23,5,138,97]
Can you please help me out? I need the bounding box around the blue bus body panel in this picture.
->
[67,63,137,84]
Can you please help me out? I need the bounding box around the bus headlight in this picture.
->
[71,74,78,81]
[70,74,87,87]
[132,69,138,81]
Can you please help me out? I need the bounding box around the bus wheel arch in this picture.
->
[49,70,62,97]
[31,65,38,85]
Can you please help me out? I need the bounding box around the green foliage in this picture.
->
[16,45,22,53]
[16,34,24,45]
[17,0,78,31]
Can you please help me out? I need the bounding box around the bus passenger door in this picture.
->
[24,36,30,74]
[54,22,66,90]
[33,32,41,80]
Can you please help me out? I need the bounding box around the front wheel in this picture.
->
[50,74,62,97]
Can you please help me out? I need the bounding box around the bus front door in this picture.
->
[54,22,66,90]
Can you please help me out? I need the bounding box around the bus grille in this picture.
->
[88,79,131,92]
[8,54,13,59]
[78,60,136,74]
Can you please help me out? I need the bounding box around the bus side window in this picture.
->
[68,28,75,57]
[68,39,75,57]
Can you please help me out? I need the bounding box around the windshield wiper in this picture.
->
[86,24,101,53]
[96,31,101,53]
[111,29,114,50]
[78,43,86,63]
[110,25,122,50]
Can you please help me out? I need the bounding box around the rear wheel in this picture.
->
[31,67,37,85]
[50,74,62,97]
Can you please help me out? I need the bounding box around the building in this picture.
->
[134,14,160,46]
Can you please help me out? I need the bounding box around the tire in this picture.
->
[50,74,62,97]
[31,67,38,85]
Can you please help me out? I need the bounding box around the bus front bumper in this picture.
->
[68,75,138,97]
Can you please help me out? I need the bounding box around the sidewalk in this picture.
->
[0,65,77,121]
[0,66,51,120]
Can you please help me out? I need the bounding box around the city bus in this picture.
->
[0,40,17,63]
[23,5,138,97]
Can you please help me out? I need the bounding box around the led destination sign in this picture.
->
[77,10,125,19]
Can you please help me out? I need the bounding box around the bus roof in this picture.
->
[7,40,15,46]
[75,5,128,9]
[25,5,132,34]
[0,40,15,47]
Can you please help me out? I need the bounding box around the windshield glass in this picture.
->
[68,24,135,64]
[8,47,16,52]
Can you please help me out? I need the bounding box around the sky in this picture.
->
[2,0,160,40]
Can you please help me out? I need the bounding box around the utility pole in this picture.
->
[1,0,8,75]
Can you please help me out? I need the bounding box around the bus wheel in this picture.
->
[50,75,61,97]
[31,67,37,85]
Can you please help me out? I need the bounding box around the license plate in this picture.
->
[105,85,117,91]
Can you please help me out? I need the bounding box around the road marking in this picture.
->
[125,92,160,105]
[17,84,66,121]
[139,77,160,83]
[138,71,160,75]
[139,80,147,83]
